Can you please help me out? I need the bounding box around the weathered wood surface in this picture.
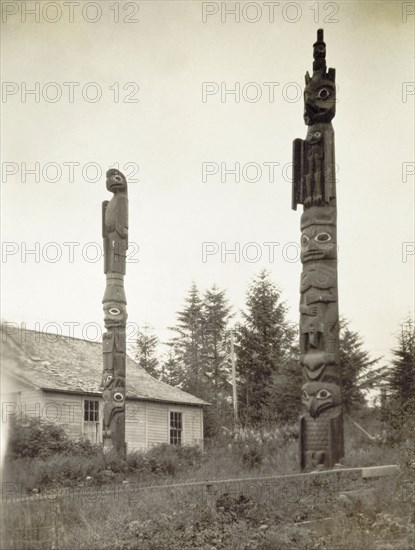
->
[292,30,343,471]
[101,169,129,456]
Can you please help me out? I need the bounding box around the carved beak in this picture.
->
[310,399,318,418]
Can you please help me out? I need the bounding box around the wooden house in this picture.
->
[1,325,206,452]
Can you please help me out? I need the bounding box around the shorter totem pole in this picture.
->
[292,30,344,471]
[101,168,128,455]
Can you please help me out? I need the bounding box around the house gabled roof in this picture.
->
[0,325,207,406]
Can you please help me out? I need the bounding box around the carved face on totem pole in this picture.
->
[301,381,341,418]
[299,205,340,406]
[301,224,336,263]
[300,206,337,263]
[304,77,336,125]
[106,168,127,194]
[103,302,128,328]
[103,377,125,426]
[307,127,323,146]
[303,29,336,126]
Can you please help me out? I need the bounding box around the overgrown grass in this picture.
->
[3,412,413,549]
[343,414,402,468]
[3,414,405,493]
[2,467,414,549]
[3,443,206,493]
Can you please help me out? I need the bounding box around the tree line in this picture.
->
[135,270,414,439]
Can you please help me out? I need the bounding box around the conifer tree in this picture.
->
[235,270,296,425]
[385,319,415,431]
[202,285,233,397]
[135,325,160,377]
[159,346,183,387]
[166,283,234,436]
[169,283,206,397]
[270,351,301,424]
[339,318,386,413]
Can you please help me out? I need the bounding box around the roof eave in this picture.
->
[41,387,209,406]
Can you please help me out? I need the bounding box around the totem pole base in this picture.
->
[299,409,344,472]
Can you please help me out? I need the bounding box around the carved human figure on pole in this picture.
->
[103,169,128,275]
[101,168,128,455]
[292,30,344,471]
[292,29,336,212]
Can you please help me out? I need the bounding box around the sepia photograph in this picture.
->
[1,1,414,548]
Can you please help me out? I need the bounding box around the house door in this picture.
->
[83,400,100,444]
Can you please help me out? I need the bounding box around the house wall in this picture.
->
[1,373,44,423]
[43,391,87,440]
[126,400,146,451]
[127,401,204,452]
[1,374,45,458]
[1,378,204,452]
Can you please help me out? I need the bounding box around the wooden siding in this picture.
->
[147,402,169,447]
[1,374,45,455]
[125,401,146,452]
[1,373,44,423]
[147,402,204,448]
[1,375,204,451]
[43,391,86,439]
[183,406,203,447]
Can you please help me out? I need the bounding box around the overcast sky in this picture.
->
[1,1,414,366]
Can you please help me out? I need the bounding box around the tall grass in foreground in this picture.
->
[3,416,404,493]
[2,468,414,549]
[2,414,413,549]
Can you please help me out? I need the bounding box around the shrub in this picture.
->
[4,418,204,490]
[7,417,74,459]
[126,451,150,473]
[146,444,203,476]
[7,416,103,461]
[223,424,299,470]
[241,444,264,469]
[383,396,415,446]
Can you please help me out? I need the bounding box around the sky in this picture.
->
[1,0,414,369]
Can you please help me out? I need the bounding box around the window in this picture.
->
[84,400,99,422]
[170,411,182,445]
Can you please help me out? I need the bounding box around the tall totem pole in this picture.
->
[292,30,344,471]
[101,168,129,455]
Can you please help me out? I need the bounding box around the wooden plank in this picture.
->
[3,464,401,505]
[361,465,400,478]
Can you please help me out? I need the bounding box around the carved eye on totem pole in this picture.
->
[301,382,341,418]
[316,88,330,100]
[315,232,331,242]
[103,302,127,325]
[114,392,124,402]
[106,168,127,194]
[303,80,336,125]
[300,225,336,262]
[307,130,323,145]
[100,369,114,390]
